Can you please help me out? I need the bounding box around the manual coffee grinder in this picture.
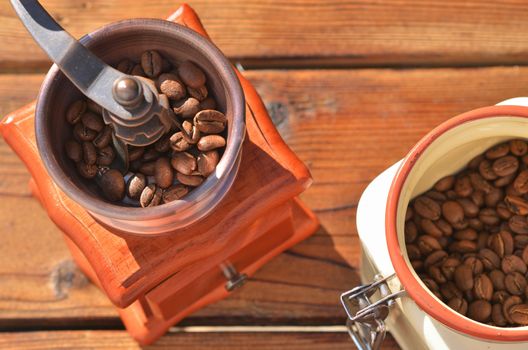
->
[1,2,318,345]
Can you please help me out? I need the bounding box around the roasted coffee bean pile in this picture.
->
[64,50,226,207]
[406,139,528,326]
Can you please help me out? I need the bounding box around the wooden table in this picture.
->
[2,1,528,348]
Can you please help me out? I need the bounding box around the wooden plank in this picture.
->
[2,66,528,328]
[3,1,528,69]
[0,330,400,349]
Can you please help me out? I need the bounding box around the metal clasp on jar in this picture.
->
[340,273,406,350]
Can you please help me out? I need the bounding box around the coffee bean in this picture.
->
[197,151,220,177]
[492,304,508,326]
[502,255,527,274]
[187,85,208,101]
[141,149,159,162]
[514,170,528,194]
[162,184,189,203]
[97,146,115,166]
[493,290,511,304]
[76,162,97,179]
[66,100,86,124]
[436,219,453,236]
[441,281,462,299]
[479,208,500,226]
[411,260,424,272]
[515,235,528,250]
[422,278,439,292]
[454,228,477,241]
[126,173,147,200]
[505,195,528,216]
[469,173,493,194]
[194,110,227,134]
[509,215,528,234]
[486,143,510,159]
[131,64,146,77]
[141,50,163,78]
[128,147,145,162]
[442,201,464,226]
[140,184,162,207]
[426,190,447,202]
[424,250,448,267]
[65,139,82,162]
[200,97,217,110]
[503,295,523,323]
[456,198,479,218]
[468,154,485,169]
[479,159,498,180]
[468,300,492,322]
[441,257,461,280]
[170,132,191,152]
[445,190,457,199]
[170,152,196,176]
[73,123,97,142]
[509,304,528,325]
[157,73,186,100]
[420,219,442,238]
[510,140,528,156]
[448,297,468,315]
[449,240,477,253]
[154,157,174,189]
[488,233,506,257]
[117,59,134,74]
[434,175,455,192]
[93,126,112,149]
[470,190,485,208]
[500,230,515,255]
[177,61,206,88]
[479,248,501,270]
[495,173,516,187]
[82,142,97,165]
[493,156,519,177]
[438,236,449,249]
[477,231,489,249]
[176,172,203,187]
[474,274,494,300]
[197,135,226,152]
[465,256,484,275]
[99,169,125,202]
[522,246,528,265]
[505,272,527,295]
[454,264,474,291]
[81,112,104,132]
[173,97,201,119]
[455,175,474,197]
[407,244,421,260]
[490,270,506,291]
[485,188,503,208]
[413,196,441,220]
[181,120,201,144]
[139,161,156,176]
[417,235,442,254]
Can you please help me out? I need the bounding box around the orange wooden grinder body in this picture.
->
[0,4,318,345]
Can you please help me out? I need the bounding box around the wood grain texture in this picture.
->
[2,67,528,330]
[2,1,528,69]
[0,330,400,350]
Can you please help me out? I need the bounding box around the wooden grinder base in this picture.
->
[0,4,318,345]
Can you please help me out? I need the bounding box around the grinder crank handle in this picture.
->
[9,0,155,126]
